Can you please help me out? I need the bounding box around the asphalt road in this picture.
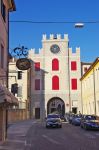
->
[25,121,99,150]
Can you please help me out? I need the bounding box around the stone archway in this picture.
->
[47,97,65,116]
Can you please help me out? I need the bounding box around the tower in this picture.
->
[28,34,81,119]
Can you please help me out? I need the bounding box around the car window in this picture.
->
[47,114,60,119]
[86,116,96,120]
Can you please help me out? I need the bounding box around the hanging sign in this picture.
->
[16,58,31,70]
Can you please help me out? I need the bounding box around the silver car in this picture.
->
[46,114,62,128]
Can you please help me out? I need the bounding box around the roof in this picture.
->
[80,57,99,81]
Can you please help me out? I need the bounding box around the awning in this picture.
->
[0,85,18,106]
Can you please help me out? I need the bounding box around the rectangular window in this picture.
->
[17,86,22,97]
[71,79,77,90]
[1,0,6,22]
[18,71,22,79]
[0,44,4,68]
[35,62,40,71]
[35,79,40,90]
[71,61,77,71]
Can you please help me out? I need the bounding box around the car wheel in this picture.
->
[84,124,88,130]
[59,125,62,128]
[46,125,48,128]
[80,123,83,128]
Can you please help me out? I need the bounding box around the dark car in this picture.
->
[68,113,75,124]
[71,114,82,126]
[59,115,66,122]
[46,114,62,128]
[80,115,99,130]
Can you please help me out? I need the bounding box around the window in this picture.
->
[71,61,77,71]
[1,0,6,22]
[35,62,40,71]
[11,83,18,95]
[52,59,59,71]
[18,71,22,79]
[84,67,87,72]
[17,86,22,97]
[71,79,77,90]
[52,76,59,90]
[35,79,40,90]
[0,44,4,68]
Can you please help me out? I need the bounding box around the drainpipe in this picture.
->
[93,68,96,115]
[68,45,71,112]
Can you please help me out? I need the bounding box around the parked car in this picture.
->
[71,114,82,126]
[59,115,66,122]
[46,114,62,128]
[80,115,99,130]
[68,113,75,124]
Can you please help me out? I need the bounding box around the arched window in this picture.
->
[52,76,59,90]
[52,59,59,71]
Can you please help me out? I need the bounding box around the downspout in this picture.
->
[68,44,71,112]
[93,68,96,115]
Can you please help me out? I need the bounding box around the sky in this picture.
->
[9,0,99,62]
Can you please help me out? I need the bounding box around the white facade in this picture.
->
[8,58,28,109]
[28,34,81,119]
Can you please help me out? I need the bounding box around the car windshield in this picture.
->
[47,114,60,119]
[86,115,96,120]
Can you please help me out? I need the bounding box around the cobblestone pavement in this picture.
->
[1,121,99,150]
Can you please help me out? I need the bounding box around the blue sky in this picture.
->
[9,0,99,62]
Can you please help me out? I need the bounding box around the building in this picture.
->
[81,62,92,76]
[80,57,99,115]
[28,34,81,120]
[8,58,29,109]
[0,0,18,141]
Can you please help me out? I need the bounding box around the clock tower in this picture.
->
[28,34,81,120]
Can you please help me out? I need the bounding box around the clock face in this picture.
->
[50,44,60,54]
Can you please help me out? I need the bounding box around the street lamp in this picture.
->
[75,23,84,28]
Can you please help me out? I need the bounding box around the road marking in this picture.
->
[25,140,31,147]
[0,146,10,150]
[42,135,61,145]
[6,139,25,143]
[84,133,96,139]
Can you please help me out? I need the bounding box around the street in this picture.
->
[25,121,99,150]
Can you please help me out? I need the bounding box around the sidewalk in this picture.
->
[0,119,36,150]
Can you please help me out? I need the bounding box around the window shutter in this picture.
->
[35,79,40,90]
[17,86,22,97]
[71,79,77,90]
[52,59,59,71]
[35,62,40,71]
[71,61,77,70]
[52,76,59,90]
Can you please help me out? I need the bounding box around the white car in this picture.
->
[46,114,62,128]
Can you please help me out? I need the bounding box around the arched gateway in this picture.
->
[47,97,65,116]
